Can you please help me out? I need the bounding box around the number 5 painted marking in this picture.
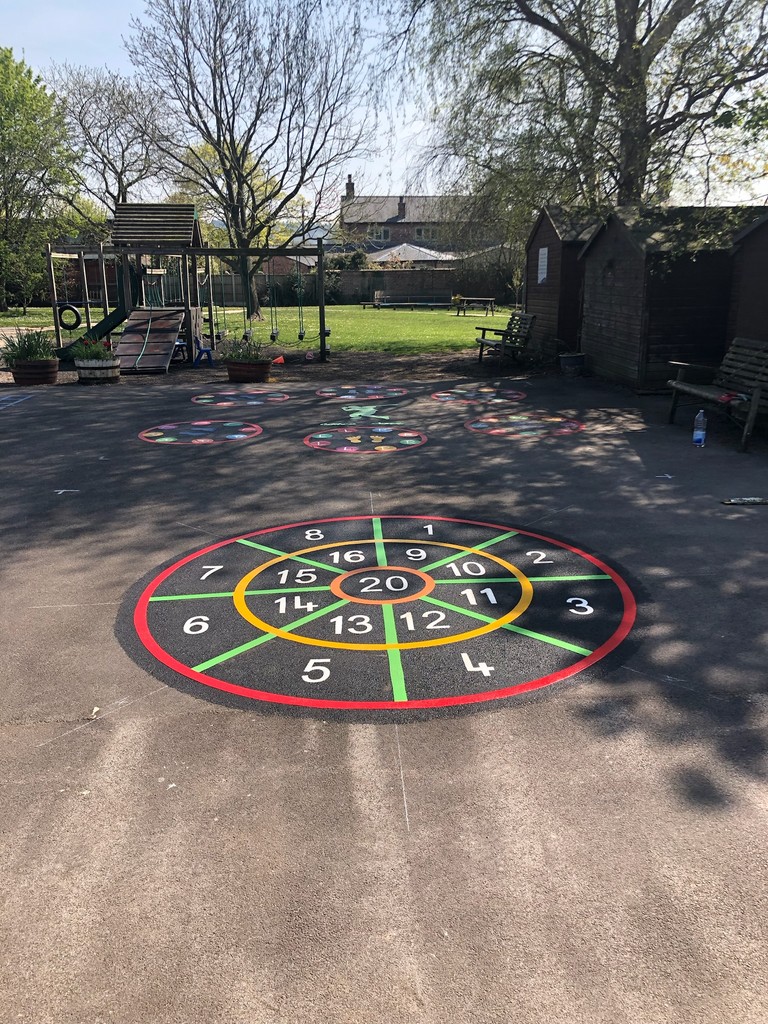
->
[302,658,331,683]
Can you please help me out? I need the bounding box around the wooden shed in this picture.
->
[728,212,768,343]
[578,206,765,391]
[524,207,602,359]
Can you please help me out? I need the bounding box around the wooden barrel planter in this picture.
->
[224,359,272,383]
[10,359,60,386]
[74,358,122,384]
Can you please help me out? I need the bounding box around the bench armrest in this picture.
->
[669,361,717,384]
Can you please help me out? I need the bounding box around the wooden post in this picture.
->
[98,244,111,340]
[46,244,62,348]
[121,254,133,319]
[78,251,92,330]
[205,247,215,347]
[180,253,193,358]
[317,239,328,363]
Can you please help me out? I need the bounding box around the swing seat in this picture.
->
[193,336,214,366]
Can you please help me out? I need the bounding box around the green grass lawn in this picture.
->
[1,303,511,356]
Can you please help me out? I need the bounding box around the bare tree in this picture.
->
[126,0,375,316]
[47,64,167,216]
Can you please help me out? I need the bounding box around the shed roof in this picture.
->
[341,195,461,225]
[528,207,603,248]
[580,205,767,257]
[111,204,204,248]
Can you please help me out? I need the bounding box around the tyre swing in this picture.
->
[57,266,82,332]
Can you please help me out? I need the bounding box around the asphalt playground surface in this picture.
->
[2,360,768,1023]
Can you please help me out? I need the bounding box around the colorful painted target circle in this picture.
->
[465,412,583,439]
[316,385,409,401]
[191,390,290,407]
[138,420,264,444]
[129,515,636,713]
[304,426,427,454]
[431,383,527,403]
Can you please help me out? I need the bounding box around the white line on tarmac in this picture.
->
[394,723,410,833]
[35,684,169,749]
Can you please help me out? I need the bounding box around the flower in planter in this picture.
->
[1,328,56,368]
[219,332,271,363]
[70,338,115,361]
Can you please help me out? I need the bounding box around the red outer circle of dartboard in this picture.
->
[132,514,636,711]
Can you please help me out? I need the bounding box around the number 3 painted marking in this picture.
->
[566,597,594,615]
[302,658,331,683]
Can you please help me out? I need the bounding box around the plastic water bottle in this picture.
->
[692,409,707,447]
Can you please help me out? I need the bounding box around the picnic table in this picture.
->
[455,297,496,316]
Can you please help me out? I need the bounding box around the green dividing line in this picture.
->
[527,574,611,582]
[421,594,593,656]
[192,598,349,672]
[151,585,334,602]
[434,577,520,585]
[236,539,346,574]
[382,603,408,701]
[422,529,520,572]
[372,517,388,566]
[434,574,610,584]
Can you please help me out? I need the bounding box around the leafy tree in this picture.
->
[388,0,768,206]
[0,49,76,311]
[127,0,374,316]
[47,64,168,217]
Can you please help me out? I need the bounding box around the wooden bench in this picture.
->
[667,336,768,451]
[476,312,536,363]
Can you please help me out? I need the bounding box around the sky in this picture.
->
[4,0,428,197]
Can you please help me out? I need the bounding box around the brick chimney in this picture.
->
[345,175,355,200]
[398,196,406,218]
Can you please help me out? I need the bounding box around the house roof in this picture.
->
[580,205,767,258]
[341,195,460,225]
[366,243,456,263]
[111,203,204,248]
[732,208,768,245]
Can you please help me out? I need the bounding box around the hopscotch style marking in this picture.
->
[139,420,264,444]
[130,515,636,713]
[305,399,427,454]
[465,412,583,439]
[191,390,290,407]
[431,383,527,404]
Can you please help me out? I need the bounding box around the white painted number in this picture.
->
[277,568,318,584]
[328,550,365,563]
[405,548,427,561]
[448,561,486,576]
[460,588,498,605]
[423,524,434,535]
[305,529,324,540]
[359,575,409,593]
[461,652,495,677]
[200,565,224,580]
[399,610,450,630]
[302,658,331,683]
[566,597,594,615]
[526,551,554,563]
[274,596,318,614]
[329,614,373,634]
[183,615,210,635]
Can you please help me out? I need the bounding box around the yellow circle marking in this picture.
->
[232,539,533,650]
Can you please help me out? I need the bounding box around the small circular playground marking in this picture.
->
[316,385,409,401]
[191,390,290,407]
[431,383,527,403]
[303,426,427,454]
[138,420,264,445]
[465,412,584,439]
[125,514,636,717]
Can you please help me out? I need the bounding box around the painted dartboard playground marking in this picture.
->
[431,383,527,403]
[316,385,409,401]
[304,426,428,454]
[465,412,584,439]
[138,420,264,444]
[191,390,290,407]
[131,515,636,713]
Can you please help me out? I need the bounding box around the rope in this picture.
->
[134,308,153,368]
[268,260,279,341]
[295,255,305,341]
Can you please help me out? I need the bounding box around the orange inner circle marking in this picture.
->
[232,539,534,651]
[329,566,435,605]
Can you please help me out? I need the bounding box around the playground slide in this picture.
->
[81,304,128,342]
[115,309,184,374]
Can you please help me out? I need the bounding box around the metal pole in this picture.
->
[46,244,62,349]
[317,239,328,363]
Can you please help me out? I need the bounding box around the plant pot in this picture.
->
[225,359,272,383]
[74,357,121,384]
[9,359,59,386]
[559,352,585,377]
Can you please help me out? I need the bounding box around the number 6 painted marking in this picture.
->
[183,615,210,634]
[302,658,331,683]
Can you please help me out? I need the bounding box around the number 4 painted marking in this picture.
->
[461,652,494,677]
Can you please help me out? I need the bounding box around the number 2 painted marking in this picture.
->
[526,551,553,563]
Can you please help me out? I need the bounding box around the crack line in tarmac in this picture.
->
[394,724,411,833]
[524,504,578,524]
[34,684,170,748]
